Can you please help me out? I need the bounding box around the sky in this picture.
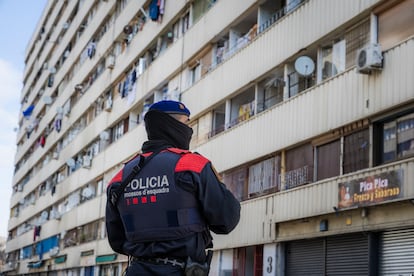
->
[0,0,48,237]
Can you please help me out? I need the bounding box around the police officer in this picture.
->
[106,100,241,275]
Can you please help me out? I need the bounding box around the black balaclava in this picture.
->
[144,110,193,150]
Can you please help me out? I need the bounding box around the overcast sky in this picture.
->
[0,0,48,237]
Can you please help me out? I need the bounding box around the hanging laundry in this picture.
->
[130,68,137,84]
[26,125,33,139]
[127,80,137,106]
[23,105,35,118]
[36,242,44,260]
[159,0,165,15]
[55,119,62,133]
[121,77,130,98]
[87,41,96,58]
[149,0,160,21]
[118,81,124,97]
[33,225,42,242]
[39,135,46,147]
[47,74,54,87]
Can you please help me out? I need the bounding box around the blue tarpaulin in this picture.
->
[22,105,35,117]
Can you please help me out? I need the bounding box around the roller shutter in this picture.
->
[286,233,370,276]
[286,239,324,276]
[326,233,369,275]
[379,228,414,275]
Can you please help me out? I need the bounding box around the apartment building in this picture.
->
[3,0,414,275]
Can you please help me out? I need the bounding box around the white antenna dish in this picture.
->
[41,210,49,220]
[294,56,315,76]
[43,96,53,105]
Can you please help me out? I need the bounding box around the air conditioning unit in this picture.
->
[52,151,59,160]
[356,43,383,74]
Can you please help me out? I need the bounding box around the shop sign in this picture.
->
[338,169,403,209]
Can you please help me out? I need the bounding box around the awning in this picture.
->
[96,254,117,263]
[54,255,67,264]
[81,249,94,257]
[27,260,44,268]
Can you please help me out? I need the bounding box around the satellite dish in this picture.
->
[41,210,49,220]
[43,96,53,105]
[294,56,315,76]
[82,186,95,199]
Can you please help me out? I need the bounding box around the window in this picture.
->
[316,139,340,181]
[345,19,370,68]
[210,104,225,137]
[377,112,414,164]
[259,77,284,112]
[79,220,100,243]
[181,11,190,34]
[284,143,313,189]
[343,129,369,174]
[63,228,78,248]
[248,156,280,198]
[378,0,414,51]
[111,117,129,142]
[189,63,201,85]
[320,39,346,81]
[99,264,119,276]
[229,88,255,128]
[223,167,247,201]
[233,245,263,276]
[193,0,212,22]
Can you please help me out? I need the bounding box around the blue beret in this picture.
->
[148,100,190,116]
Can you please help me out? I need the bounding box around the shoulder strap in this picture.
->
[110,149,162,205]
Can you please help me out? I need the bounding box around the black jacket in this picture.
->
[105,143,240,262]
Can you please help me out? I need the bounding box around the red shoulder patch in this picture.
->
[175,153,209,173]
[107,170,123,187]
[167,148,190,154]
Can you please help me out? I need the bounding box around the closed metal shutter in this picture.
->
[326,233,369,275]
[379,228,414,275]
[286,239,324,276]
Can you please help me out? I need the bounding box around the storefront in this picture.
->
[285,233,373,275]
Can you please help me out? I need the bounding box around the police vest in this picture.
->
[116,148,207,243]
